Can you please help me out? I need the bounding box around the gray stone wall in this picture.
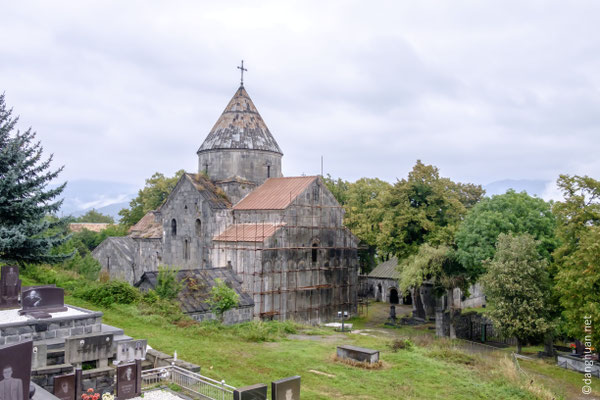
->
[0,309,102,345]
[161,178,232,269]
[452,282,486,309]
[189,305,254,325]
[215,180,257,205]
[198,149,282,186]
[365,277,403,303]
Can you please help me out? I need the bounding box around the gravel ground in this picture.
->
[129,390,185,400]
[0,307,87,324]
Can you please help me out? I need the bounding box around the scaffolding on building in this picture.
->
[212,188,359,323]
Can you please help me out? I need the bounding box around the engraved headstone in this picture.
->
[116,340,147,364]
[271,376,301,400]
[234,383,267,400]
[64,333,114,367]
[0,265,21,310]
[116,361,141,400]
[19,287,67,317]
[31,344,47,369]
[0,340,33,400]
[389,305,396,321]
[53,374,75,400]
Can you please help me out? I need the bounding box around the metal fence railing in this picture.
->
[141,365,236,400]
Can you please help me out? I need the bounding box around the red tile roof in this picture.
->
[69,223,110,233]
[213,223,284,242]
[233,176,317,210]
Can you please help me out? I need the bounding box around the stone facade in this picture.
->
[93,84,359,324]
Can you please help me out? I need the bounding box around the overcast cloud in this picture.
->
[1,1,599,200]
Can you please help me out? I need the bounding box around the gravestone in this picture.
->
[31,344,48,369]
[64,333,114,368]
[0,265,21,310]
[53,374,75,400]
[389,305,396,321]
[575,339,584,356]
[336,345,380,364]
[19,287,68,317]
[116,360,141,400]
[0,340,33,400]
[116,340,147,364]
[233,383,267,400]
[271,376,300,400]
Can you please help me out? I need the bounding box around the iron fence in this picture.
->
[141,365,236,400]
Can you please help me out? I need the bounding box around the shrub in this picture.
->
[207,278,239,321]
[389,338,414,352]
[155,265,182,300]
[78,280,141,307]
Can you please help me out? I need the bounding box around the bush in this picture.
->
[207,278,239,321]
[389,338,414,352]
[155,265,182,300]
[77,280,141,307]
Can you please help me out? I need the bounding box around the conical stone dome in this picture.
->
[197,86,282,154]
[197,85,283,192]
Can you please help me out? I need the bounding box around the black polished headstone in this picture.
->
[271,376,301,400]
[575,339,585,356]
[234,383,267,400]
[19,287,67,316]
[116,362,140,400]
[53,374,75,400]
[0,340,33,400]
[0,265,21,310]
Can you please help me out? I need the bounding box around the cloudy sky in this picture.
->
[2,1,599,200]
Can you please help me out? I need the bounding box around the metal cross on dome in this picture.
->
[237,60,247,86]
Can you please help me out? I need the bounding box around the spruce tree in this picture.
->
[0,93,72,264]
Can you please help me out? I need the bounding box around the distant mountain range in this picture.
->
[52,178,554,222]
[53,180,138,221]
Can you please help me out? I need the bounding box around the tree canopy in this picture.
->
[481,233,554,353]
[553,174,600,346]
[119,170,185,227]
[455,190,556,281]
[0,94,72,264]
[75,209,114,224]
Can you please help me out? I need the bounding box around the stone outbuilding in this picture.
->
[365,257,411,305]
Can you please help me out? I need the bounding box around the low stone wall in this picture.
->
[0,306,102,345]
[336,345,379,364]
[189,305,254,325]
[31,364,74,393]
[82,366,115,394]
[557,354,600,378]
[145,348,201,373]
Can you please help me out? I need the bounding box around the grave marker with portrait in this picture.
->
[0,340,33,400]
[116,361,141,400]
[271,376,301,400]
[19,287,67,317]
[116,340,147,364]
[64,333,114,368]
[53,374,76,400]
[0,265,21,310]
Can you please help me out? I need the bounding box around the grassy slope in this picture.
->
[64,295,550,400]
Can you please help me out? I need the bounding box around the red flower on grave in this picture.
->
[88,388,94,393]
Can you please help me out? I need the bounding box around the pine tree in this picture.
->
[0,93,72,264]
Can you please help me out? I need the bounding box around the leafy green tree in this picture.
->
[207,278,239,322]
[323,174,350,205]
[75,209,114,223]
[119,170,185,227]
[553,174,600,346]
[378,160,484,259]
[0,94,72,264]
[455,190,556,281]
[481,234,554,353]
[155,265,182,300]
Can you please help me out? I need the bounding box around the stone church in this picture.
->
[93,83,359,323]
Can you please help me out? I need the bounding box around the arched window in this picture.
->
[312,243,318,263]
[195,219,202,236]
[171,219,177,236]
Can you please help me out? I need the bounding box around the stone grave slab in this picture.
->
[53,374,75,400]
[234,383,267,400]
[336,345,379,364]
[19,288,67,317]
[271,376,300,400]
[0,265,21,310]
[64,333,114,367]
[0,340,33,400]
[116,360,141,400]
[116,340,147,364]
